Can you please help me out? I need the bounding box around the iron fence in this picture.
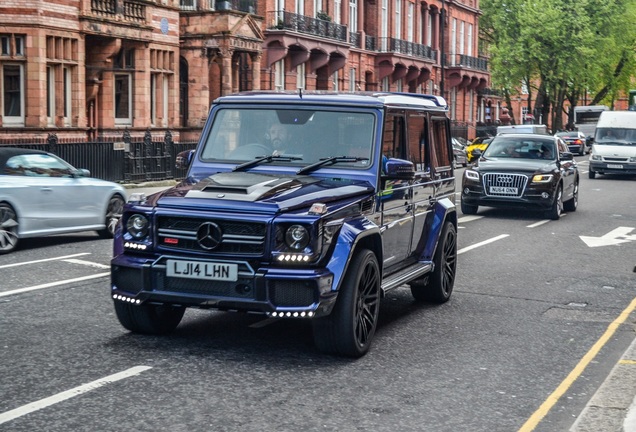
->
[0,130,198,184]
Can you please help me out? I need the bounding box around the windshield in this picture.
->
[594,128,636,145]
[200,107,376,169]
[483,137,557,160]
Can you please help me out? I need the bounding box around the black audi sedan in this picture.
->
[461,134,579,220]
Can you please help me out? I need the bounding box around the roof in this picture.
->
[213,91,449,111]
[597,110,636,128]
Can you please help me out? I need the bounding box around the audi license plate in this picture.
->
[607,164,623,169]
[490,186,517,194]
[166,259,238,281]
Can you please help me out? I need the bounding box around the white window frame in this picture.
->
[459,21,465,55]
[314,0,323,17]
[467,24,473,57]
[274,59,285,90]
[334,0,341,24]
[451,18,457,58]
[332,70,339,91]
[150,73,157,126]
[295,0,304,15]
[349,67,356,91]
[395,0,401,39]
[114,72,133,126]
[297,63,306,90]
[427,13,432,46]
[407,3,413,42]
[2,63,25,126]
[396,78,403,92]
[63,66,71,126]
[47,66,56,126]
[381,0,388,50]
[381,76,389,91]
[180,0,196,11]
[348,0,357,31]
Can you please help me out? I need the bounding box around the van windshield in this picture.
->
[199,107,377,169]
[594,128,636,145]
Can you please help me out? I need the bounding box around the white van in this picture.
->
[589,111,636,179]
[497,124,549,135]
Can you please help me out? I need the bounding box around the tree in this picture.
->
[481,0,636,130]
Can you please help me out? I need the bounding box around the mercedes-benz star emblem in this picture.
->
[196,222,223,250]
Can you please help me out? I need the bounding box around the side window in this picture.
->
[431,117,452,168]
[406,112,429,172]
[382,112,406,160]
[5,155,27,175]
[20,154,74,177]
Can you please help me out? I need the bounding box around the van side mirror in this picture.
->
[176,150,195,169]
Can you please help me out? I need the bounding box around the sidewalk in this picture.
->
[570,335,636,431]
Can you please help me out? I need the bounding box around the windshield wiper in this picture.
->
[233,154,302,172]
[296,156,369,175]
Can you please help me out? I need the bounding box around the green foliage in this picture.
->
[481,0,636,125]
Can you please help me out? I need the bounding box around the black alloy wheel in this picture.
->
[547,185,563,220]
[312,249,381,357]
[410,221,457,303]
[99,194,125,238]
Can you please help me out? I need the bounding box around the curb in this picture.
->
[570,334,636,431]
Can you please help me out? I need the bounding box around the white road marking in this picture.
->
[527,220,551,228]
[0,273,109,298]
[458,215,484,224]
[0,366,152,425]
[63,259,110,269]
[458,234,509,255]
[0,253,91,270]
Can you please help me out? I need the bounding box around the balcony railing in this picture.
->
[349,31,361,48]
[267,11,348,42]
[215,0,257,13]
[365,35,376,51]
[90,0,146,23]
[377,37,436,61]
[445,53,488,71]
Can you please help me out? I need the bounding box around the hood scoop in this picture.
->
[186,172,309,202]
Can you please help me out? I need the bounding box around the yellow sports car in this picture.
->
[465,137,493,162]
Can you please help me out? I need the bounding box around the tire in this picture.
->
[588,170,596,179]
[410,221,457,303]
[114,300,185,335]
[579,145,585,156]
[0,203,19,254]
[461,199,478,215]
[312,249,380,357]
[564,179,578,212]
[547,185,563,220]
[98,194,125,239]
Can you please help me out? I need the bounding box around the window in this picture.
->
[163,75,169,127]
[467,24,473,56]
[47,66,55,125]
[274,59,285,90]
[297,63,306,89]
[381,76,389,92]
[115,73,132,125]
[63,67,71,125]
[314,0,323,18]
[395,0,401,39]
[334,0,341,23]
[3,64,24,125]
[396,79,403,92]
[407,3,413,42]
[6,153,74,177]
[295,0,304,15]
[348,0,356,31]
[383,113,406,160]
[459,21,465,55]
[451,18,457,58]
[180,0,196,10]
[431,117,451,168]
[381,0,388,50]
[349,67,356,92]
[332,70,339,91]
[407,113,428,170]
[427,14,432,46]
[1,35,24,56]
[150,74,157,125]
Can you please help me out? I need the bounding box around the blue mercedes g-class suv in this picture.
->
[111,91,458,357]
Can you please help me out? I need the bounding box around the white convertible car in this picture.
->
[0,147,127,254]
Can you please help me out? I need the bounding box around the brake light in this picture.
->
[574,139,582,144]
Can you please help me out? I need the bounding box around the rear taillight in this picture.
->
[574,139,582,144]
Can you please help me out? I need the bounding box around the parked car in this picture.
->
[461,134,579,220]
[452,137,468,167]
[0,148,126,254]
[555,131,588,155]
[110,91,459,357]
[466,136,493,163]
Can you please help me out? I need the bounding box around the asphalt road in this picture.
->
[1,157,635,432]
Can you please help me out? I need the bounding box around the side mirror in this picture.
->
[472,149,483,159]
[384,158,415,180]
[560,151,574,161]
[176,150,195,169]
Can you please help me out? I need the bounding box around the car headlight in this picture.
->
[126,214,149,239]
[285,224,310,250]
[630,157,636,162]
[464,170,479,180]
[591,155,601,161]
[532,174,553,183]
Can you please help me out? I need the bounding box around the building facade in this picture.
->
[0,0,490,142]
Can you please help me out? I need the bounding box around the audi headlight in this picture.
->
[532,174,553,183]
[465,170,479,181]
[285,224,310,250]
[126,214,149,239]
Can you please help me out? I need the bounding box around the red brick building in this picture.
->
[0,0,491,142]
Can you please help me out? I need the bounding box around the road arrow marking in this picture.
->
[579,226,636,248]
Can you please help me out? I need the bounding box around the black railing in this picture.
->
[445,53,488,71]
[350,31,361,48]
[267,11,348,42]
[365,35,376,51]
[216,0,257,13]
[0,131,197,183]
[377,37,436,61]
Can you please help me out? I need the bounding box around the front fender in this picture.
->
[421,197,457,261]
[325,217,381,293]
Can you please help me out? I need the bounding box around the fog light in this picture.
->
[541,192,549,199]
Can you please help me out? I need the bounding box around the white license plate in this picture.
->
[607,164,623,169]
[166,260,238,281]
[490,186,518,194]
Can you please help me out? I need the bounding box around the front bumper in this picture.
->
[462,180,556,210]
[111,254,337,318]
[589,161,636,175]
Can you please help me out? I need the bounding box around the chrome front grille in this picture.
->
[482,173,528,197]
[157,216,266,255]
